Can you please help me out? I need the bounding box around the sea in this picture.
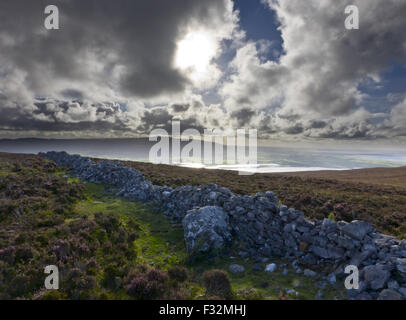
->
[0,138,405,174]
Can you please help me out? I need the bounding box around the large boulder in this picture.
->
[182,206,232,256]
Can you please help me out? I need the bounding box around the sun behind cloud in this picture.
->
[175,30,218,82]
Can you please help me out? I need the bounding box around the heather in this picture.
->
[0,153,191,299]
[0,153,347,300]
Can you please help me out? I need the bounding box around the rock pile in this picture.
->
[41,151,406,300]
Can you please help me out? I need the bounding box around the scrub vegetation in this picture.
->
[0,152,373,300]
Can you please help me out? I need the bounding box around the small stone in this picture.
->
[304,269,317,277]
[377,289,402,300]
[327,273,336,284]
[355,292,372,300]
[252,263,263,272]
[315,290,323,300]
[265,263,277,273]
[285,289,299,297]
[229,264,245,274]
[347,281,367,299]
[209,191,217,200]
[299,241,310,252]
[387,280,400,290]
[316,280,328,289]
[398,287,406,297]
[282,268,289,276]
[396,258,406,280]
[292,279,301,288]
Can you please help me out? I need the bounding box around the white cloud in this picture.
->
[0,0,405,140]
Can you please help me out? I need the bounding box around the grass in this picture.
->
[189,255,345,300]
[75,182,187,269]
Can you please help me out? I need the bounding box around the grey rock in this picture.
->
[321,218,335,231]
[336,237,357,250]
[341,220,373,241]
[395,258,406,280]
[285,289,299,297]
[354,292,372,300]
[363,264,391,290]
[265,263,277,273]
[347,281,367,299]
[316,280,328,289]
[252,263,263,272]
[377,289,402,300]
[310,246,330,259]
[229,264,245,274]
[315,290,323,300]
[398,287,406,297]
[182,206,232,255]
[304,269,317,277]
[327,273,337,284]
[387,280,399,290]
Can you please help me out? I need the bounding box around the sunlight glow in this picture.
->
[175,30,217,80]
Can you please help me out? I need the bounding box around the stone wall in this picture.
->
[41,151,406,300]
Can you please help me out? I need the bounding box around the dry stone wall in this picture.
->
[41,151,406,300]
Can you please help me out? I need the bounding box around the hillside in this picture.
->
[0,152,346,300]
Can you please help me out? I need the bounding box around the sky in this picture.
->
[0,0,406,144]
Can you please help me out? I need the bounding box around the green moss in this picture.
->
[328,212,336,222]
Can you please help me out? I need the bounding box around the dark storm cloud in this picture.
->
[137,105,207,134]
[231,107,256,126]
[0,0,231,98]
[60,89,84,100]
[284,124,303,135]
[171,103,190,113]
[0,99,130,133]
[309,120,327,129]
[1,0,406,141]
[0,0,237,137]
